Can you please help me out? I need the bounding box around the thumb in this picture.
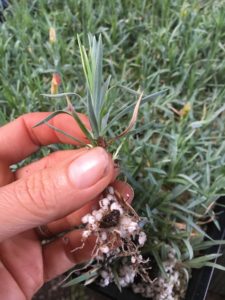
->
[0,147,113,242]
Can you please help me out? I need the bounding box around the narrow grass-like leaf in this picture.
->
[204,262,225,271]
[92,35,103,118]
[166,184,192,201]
[170,203,203,218]
[109,92,143,142]
[145,204,158,231]
[184,253,222,268]
[0,110,7,125]
[118,85,140,96]
[176,214,212,240]
[187,197,208,209]
[170,241,181,260]
[101,110,111,132]
[183,239,194,260]
[72,109,94,143]
[118,86,168,99]
[105,90,167,132]
[77,35,93,92]
[190,104,225,129]
[63,268,99,287]
[84,275,98,286]
[99,75,111,116]
[33,110,68,128]
[41,92,82,99]
[193,240,225,251]
[113,138,127,160]
[33,109,93,144]
[120,122,152,138]
[151,249,167,278]
[145,168,167,176]
[112,268,122,292]
[44,122,88,146]
[178,174,199,188]
[87,92,99,137]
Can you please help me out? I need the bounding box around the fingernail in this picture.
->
[63,233,96,263]
[113,181,134,203]
[68,147,110,189]
[62,236,75,262]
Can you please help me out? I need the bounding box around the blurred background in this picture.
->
[1,1,225,299]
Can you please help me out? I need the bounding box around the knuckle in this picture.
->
[32,170,58,212]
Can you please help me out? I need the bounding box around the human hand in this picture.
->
[0,112,133,300]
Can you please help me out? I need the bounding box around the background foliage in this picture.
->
[1,0,225,296]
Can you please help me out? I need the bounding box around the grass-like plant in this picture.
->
[2,1,225,299]
[35,35,164,148]
[34,35,225,300]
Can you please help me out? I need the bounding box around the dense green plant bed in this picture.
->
[1,1,225,300]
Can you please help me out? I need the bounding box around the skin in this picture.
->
[0,113,134,300]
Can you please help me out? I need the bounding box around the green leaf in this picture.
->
[170,241,181,260]
[151,249,167,278]
[110,92,143,141]
[0,110,7,125]
[178,174,199,188]
[84,275,98,286]
[78,34,109,137]
[63,268,99,287]
[104,89,167,133]
[99,75,111,116]
[184,253,222,268]
[91,34,103,118]
[170,212,212,240]
[204,262,225,271]
[33,111,68,128]
[44,122,88,146]
[170,203,202,218]
[33,110,94,145]
[166,184,192,201]
[117,85,140,96]
[183,239,194,260]
[77,35,92,92]
[71,110,94,143]
[101,110,111,132]
[41,92,82,99]
[193,240,225,251]
[112,268,122,292]
[190,104,225,129]
[87,92,99,137]
[123,122,152,137]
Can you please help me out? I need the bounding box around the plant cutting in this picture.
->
[35,35,225,300]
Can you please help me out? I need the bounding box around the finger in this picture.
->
[0,147,114,242]
[37,198,99,238]
[0,112,90,165]
[113,181,134,203]
[14,152,125,239]
[0,260,26,300]
[0,230,96,299]
[37,181,134,238]
[43,230,96,282]
[0,162,14,187]
[0,112,90,187]
[0,231,43,299]
[15,149,88,180]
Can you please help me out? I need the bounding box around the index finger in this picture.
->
[0,112,90,164]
